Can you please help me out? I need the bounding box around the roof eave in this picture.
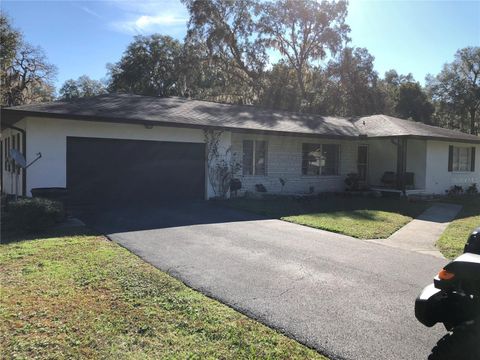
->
[1,108,359,139]
[3,108,479,144]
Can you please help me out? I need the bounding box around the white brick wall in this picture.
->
[231,132,358,194]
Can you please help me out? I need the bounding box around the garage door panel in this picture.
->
[67,137,205,206]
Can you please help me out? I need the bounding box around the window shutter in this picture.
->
[471,147,476,172]
[448,145,453,172]
[242,140,254,176]
[301,144,310,175]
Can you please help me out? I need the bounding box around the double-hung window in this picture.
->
[302,143,340,176]
[448,145,476,172]
[243,140,267,176]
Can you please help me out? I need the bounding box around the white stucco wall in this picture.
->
[231,132,358,194]
[425,140,480,194]
[406,139,427,190]
[5,116,359,199]
[6,117,225,198]
[5,115,479,199]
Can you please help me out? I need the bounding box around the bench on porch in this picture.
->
[380,171,415,189]
[371,171,424,196]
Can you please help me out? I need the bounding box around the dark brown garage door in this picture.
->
[67,137,205,206]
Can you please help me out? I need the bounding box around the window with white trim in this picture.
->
[449,146,475,172]
[302,143,340,176]
[243,140,267,176]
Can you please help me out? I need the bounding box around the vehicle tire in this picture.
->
[428,322,480,360]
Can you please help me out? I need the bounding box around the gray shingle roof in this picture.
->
[351,115,480,142]
[3,94,479,143]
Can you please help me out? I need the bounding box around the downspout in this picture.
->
[6,125,26,197]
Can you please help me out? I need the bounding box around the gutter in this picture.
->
[5,125,26,196]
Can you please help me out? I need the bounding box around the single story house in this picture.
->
[1,94,479,205]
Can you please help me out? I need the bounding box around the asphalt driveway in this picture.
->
[80,201,445,360]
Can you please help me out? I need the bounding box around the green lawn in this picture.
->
[0,229,325,359]
[437,196,480,259]
[226,196,429,239]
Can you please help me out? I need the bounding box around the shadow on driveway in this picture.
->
[77,201,267,234]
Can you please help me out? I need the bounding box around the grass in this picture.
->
[0,228,325,360]
[437,196,480,259]
[226,195,429,239]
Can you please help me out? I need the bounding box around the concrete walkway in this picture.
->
[370,203,462,258]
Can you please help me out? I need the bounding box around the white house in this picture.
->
[1,94,479,205]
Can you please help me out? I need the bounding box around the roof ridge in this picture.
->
[380,114,412,134]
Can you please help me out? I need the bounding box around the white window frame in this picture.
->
[452,146,472,172]
[302,143,341,176]
[243,140,268,176]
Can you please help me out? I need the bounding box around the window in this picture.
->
[302,143,340,176]
[449,145,475,172]
[243,140,267,176]
[357,145,368,181]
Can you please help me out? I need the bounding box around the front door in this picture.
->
[357,145,368,182]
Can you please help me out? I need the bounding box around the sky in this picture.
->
[2,0,479,92]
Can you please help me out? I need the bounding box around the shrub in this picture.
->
[255,184,267,192]
[5,197,65,233]
[466,183,478,195]
[446,185,464,196]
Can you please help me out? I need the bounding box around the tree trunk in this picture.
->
[295,67,306,105]
[470,108,477,135]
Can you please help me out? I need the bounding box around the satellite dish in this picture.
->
[9,149,26,168]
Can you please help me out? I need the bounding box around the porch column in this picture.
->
[396,137,407,191]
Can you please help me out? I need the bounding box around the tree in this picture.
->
[258,0,349,102]
[59,79,80,100]
[182,0,267,103]
[107,35,183,97]
[0,13,20,78]
[0,13,20,106]
[378,69,414,116]
[427,47,480,134]
[395,82,434,123]
[59,75,106,100]
[179,37,256,103]
[0,14,56,106]
[322,47,382,116]
[3,43,56,106]
[259,61,301,111]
